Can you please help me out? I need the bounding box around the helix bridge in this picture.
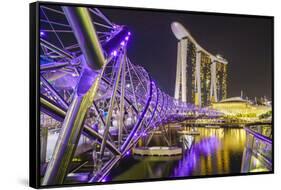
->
[39,5,220,185]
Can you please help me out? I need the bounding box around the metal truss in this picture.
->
[38,5,219,185]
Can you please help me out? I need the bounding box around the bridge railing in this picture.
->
[241,123,272,172]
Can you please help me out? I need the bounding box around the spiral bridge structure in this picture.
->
[38,5,219,185]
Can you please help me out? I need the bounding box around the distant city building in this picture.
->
[211,97,271,120]
[171,22,228,107]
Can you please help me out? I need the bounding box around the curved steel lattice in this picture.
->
[39,5,215,185]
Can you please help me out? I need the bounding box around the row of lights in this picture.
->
[110,32,131,57]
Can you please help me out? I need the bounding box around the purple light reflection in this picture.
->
[101,176,111,182]
[73,173,89,182]
[171,136,220,177]
[101,179,106,182]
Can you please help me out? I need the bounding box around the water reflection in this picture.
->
[63,125,272,184]
[108,127,247,181]
[172,135,220,177]
[172,128,246,177]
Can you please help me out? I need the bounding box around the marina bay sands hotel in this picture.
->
[172,22,228,107]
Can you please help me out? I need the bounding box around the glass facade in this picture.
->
[217,62,227,101]
[182,41,200,104]
[185,46,227,107]
[222,64,228,100]
[199,52,211,106]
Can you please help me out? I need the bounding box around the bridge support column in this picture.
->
[118,51,126,149]
[100,51,125,157]
[40,127,48,164]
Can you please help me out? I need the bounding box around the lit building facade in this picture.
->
[216,61,227,101]
[171,22,228,107]
[211,97,271,120]
[199,52,212,106]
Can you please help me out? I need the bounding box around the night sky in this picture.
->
[99,7,273,100]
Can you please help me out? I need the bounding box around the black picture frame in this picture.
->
[30,1,274,188]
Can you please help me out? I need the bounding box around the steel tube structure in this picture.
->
[39,6,219,185]
[99,51,124,158]
[42,6,105,185]
[62,6,105,70]
[40,96,121,156]
[40,38,74,60]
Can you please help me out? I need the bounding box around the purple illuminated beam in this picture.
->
[102,26,130,54]
[120,74,153,152]
[42,7,106,186]
[244,126,272,144]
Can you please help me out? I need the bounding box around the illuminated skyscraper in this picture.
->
[171,22,228,107]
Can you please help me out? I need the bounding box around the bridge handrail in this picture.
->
[243,123,272,144]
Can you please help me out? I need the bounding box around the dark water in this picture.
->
[107,127,247,181]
